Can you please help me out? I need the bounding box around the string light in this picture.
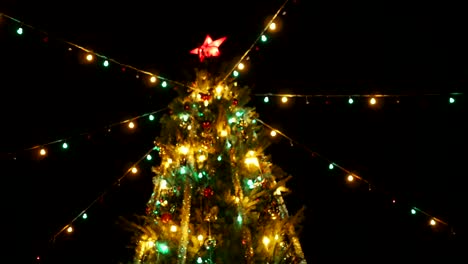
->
[50,145,156,243]
[256,118,455,235]
[220,0,291,83]
[254,92,463,106]
[0,13,191,90]
[4,108,167,159]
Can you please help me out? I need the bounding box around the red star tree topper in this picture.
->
[190,35,227,62]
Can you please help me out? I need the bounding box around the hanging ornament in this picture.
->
[204,206,219,222]
[205,237,217,248]
[203,186,214,198]
[161,212,172,224]
[232,99,238,106]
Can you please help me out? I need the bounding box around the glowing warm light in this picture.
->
[215,85,223,95]
[150,76,157,83]
[39,148,47,156]
[347,175,354,182]
[67,226,73,233]
[281,96,288,103]
[86,54,93,61]
[262,236,270,247]
[430,219,437,226]
[131,167,138,174]
[170,225,177,232]
[197,234,203,241]
[245,151,259,167]
[198,154,207,162]
[238,63,245,70]
[369,97,376,105]
[148,240,154,248]
[179,146,189,155]
[160,179,168,189]
[269,22,277,31]
[220,130,228,137]
[270,130,277,137]
[128,121,135,129]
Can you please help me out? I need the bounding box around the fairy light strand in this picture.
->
[0,13,190,90]
[254,92,463,98]
[4,107,168,158]
[50,145,156,243]
[221,0,291,83]
[256,118,455,234]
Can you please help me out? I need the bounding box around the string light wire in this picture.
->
[4,107,168,158]
[50,145,156,243]
[0,13,190,89]
[221,0,291,83]
[256,118,455,233]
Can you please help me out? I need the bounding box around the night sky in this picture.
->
[1,0,467,263]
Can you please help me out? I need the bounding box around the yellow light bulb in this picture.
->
[128,122,135,129]
[39,148,47,156]
[179,146,189,155]
[269,22,277,31]
[150,76,157,83]
[215,85,223,95]
[131,167,138,174]
[86,54,93,61]
[281,96,288,103]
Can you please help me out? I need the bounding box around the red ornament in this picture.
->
[161,213,172,224]
[200,93,211,101]
[184,104,190,110]
[190,35,227,62]
[202,121,211,129]
[232,99,238,106]
[203,187,214,198]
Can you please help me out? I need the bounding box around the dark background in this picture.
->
[1,0,467,263]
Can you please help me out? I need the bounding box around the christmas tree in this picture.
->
[127,40,307,263]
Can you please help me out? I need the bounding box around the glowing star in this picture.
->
[190,35,227,62]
